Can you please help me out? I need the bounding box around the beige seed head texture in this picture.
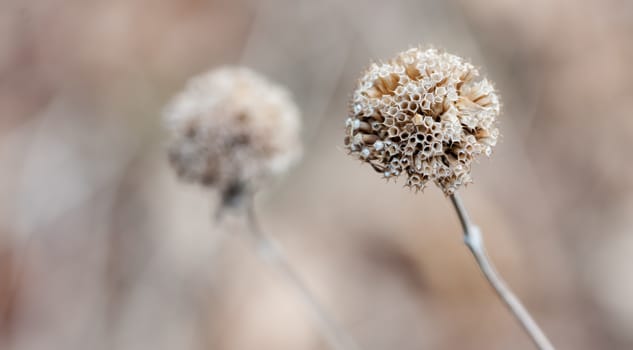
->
[344,47,500,195]
[164,66,301,202]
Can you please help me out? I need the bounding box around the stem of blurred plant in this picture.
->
[242,199,361,350]
[449,193,555,350]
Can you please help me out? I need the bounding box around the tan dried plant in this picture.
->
[165,67,359,350]
[345,47,499,195]
[345,47,554,350]
[164,66,301,206]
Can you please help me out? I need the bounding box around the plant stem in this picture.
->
[243,200,360,350]
[449,193,555,350]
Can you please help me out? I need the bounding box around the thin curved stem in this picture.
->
[449,193,555,350]
[243,201,360,350]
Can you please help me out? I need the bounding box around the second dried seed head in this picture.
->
[345,47,500,195]
[164,67,301,204]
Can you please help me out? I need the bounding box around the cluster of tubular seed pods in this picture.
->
[344,47,500,195]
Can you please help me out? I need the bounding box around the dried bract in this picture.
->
[344,47,500,195]
[164,67,301,200]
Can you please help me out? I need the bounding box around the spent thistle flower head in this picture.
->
[344,47,500,195]
[164,66,301,204]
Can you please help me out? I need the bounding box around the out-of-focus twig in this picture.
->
[239,198,361,350]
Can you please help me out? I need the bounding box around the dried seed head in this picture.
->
[345,47,500,195]
[164,67,301,201]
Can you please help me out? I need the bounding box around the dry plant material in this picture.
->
[165,67,359,350]
[344,47,499,195]
[164,66,301,204]
[345,47,554,350]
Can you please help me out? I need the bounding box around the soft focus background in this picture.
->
[1,0,632,349]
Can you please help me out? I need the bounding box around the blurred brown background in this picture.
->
[1,0,632,349]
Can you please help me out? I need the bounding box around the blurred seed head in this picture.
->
[344,47,500,195]
[164,67,302,203]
